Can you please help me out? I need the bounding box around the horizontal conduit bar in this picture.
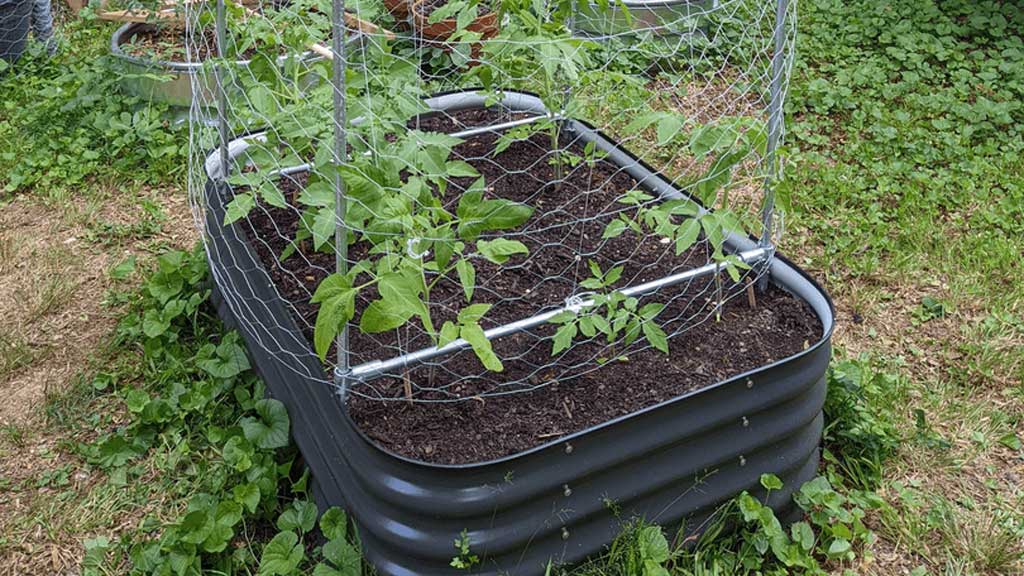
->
[344,247,769,382]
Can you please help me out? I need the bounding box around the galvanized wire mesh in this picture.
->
[187,0,796,402]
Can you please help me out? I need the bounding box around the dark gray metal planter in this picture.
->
[0,0,31,65]
[203,90,833,576]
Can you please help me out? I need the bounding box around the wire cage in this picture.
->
[188,0,835,572]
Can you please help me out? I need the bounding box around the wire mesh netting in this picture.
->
[186,0,796,404]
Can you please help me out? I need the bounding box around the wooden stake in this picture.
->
[746,278,757,309]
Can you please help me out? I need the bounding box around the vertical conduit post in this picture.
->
[756,0,788,292]
[215,0,230,179]
[331,0,350,398]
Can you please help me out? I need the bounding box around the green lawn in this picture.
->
[0,0,1021,574]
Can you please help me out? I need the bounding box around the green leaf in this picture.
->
[602,219,627,239]
[642,321,669,354]
[233,483,261,514]
[998,432,1022,451]
[320,508,348,541]
[760,473,784,491]
[198,336,251,379]
[321,539,361,575]
[827,538,851,557]
[312,207,336,250]
[791,521,815,552]
[674,218,701,255]
[457,303,491,324]
[446,160,479,178]
[179,510,213,545]
[359,299,414,333]
[110,256,136,280]
[438,321,460,347]
[277,500,318,533]
[222,435,255,471]
[656,114,685,146]
[476,239,529,264]
[241,399,290,449]
[258,531,305,576]
[224,192,255,225]
[460,322,503,372]
[312,275,357,361]
[552,322,578,355]
[638,526,670,563]
[456,259,475,302]
[457,181,534,240]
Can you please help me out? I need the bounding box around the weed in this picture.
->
[0,332,37,379]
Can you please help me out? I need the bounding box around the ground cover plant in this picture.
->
[0,0,1021,574]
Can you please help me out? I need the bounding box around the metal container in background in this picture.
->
[572,0,719,39]
[0,0,31,65]
[110,22,329,109]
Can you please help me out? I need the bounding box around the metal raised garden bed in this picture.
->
[111,22,324,108]
[202,89,833,576]
[571,0,720,39]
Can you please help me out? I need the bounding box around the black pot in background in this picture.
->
[0,0,31,65]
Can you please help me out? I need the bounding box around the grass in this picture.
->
[1,0,1023,574]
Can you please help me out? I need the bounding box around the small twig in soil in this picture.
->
[536,431,565,439]
[746,278,757,309]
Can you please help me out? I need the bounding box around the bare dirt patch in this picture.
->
[0,187,196,574]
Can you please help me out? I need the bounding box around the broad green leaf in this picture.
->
[224,192,255,225]
[233,483,261,514]
[277,500,317,533]
[457,303,491,324]
[222,435,255,471]
[656,114,685,146]
[791,521,815,552]
[460,323,502,372]
[638,526,670,563]
[360,299,414,333]
[321,539,361,575]
[602,219,627,239]
[320,508,348,541]
[312,275,356,361]
[675,218,701,255]
[642,321,669,354]
[476,238,529,264]
[241,399,290,449]
[552,322,577,355]
[446,160,479,178]
[760,473,784,491]
[179,510,212,545]
[456,259,475,302]
[258,531,304,576]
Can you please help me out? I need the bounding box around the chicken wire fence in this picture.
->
[186,0,796,402]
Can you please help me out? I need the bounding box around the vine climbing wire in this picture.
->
[186,0,798,403]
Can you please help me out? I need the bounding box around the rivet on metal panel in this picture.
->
[742,416,750,428]
[739,455,747,467]
[746,379,754,389]
[561,527,570,540]
[563,484,572,497]
[565,443,574,454]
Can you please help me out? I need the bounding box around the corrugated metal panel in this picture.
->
[204,92,834,576]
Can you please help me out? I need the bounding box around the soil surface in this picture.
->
[235,107,822,464]
[120,24,267,62]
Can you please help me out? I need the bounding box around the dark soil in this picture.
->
[235,107,822,465]
[121,23,270,62]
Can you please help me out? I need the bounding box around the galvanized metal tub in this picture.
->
[110,22,324,108]
[203,90,833,576]
[571,0,719,38]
